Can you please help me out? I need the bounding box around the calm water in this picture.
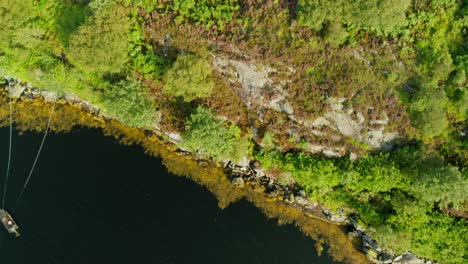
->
[0,126,337,264]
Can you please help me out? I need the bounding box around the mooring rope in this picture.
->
[14,101,56,211]
[2,81,13,209]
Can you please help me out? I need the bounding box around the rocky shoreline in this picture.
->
[223,160,436,264]
[1,77,436,264]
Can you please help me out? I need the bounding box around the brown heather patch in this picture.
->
[138,1,414,153]
[201,71,250,128]
[443,207,468,219]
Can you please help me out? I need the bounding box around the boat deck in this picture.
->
[0,209,20,237]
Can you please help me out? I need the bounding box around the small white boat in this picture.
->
[0,209,20,237]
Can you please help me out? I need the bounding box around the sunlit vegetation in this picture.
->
[101,77,157,128]
[163,53,214,102]
[297,0,411,35]
[0,0,160,127]
[55,0,91,47]
[172,0,239,30]
[408,82,449,139]
[1,0,467,263]
[67,1,131,75]
[182,107,249,162]
[256,146,468,263]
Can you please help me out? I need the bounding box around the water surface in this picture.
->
[0,127,338,264]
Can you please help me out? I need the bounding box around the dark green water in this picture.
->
[0,127,337,264]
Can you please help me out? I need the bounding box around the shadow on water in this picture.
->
[0,91,367,264]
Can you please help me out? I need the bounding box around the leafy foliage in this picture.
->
[258,150,343,199]
[182,107,249,162]
[401,0,467,141]
[172,0,239,30]
[1,1,467,263]
[127,2,169,79]
[256,146,468,263]
[297,0,411,34]
[67,1,131,75]
[345,153,409,197]
[101,77,157,128]
[323,22,348,46]
[0,0,164,127]
[55,0,91,47]
[409,82,449,139]
[163,53,214,102]
[411,165,468,209]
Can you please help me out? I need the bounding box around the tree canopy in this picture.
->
[182,107,249,162]
[67,1,131,74]
[163,53,214,102]
[297,0,411,34]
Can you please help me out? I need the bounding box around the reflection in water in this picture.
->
[0,90,367,263]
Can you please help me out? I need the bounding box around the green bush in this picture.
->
[256,150,344,199]
[172,0,239,30]
[163,53,214,102]
[67,1,131,75]
[55,0,91,47]
[411,165,468,209]
[101,77,157,128]
[0,0,170,129]
[127,2,169,79]
[255,145,468,263]
[297,0,410,34]
[409,83,449,138]
[0,0,70,93]
[182,107,249,162]
[0,0,35,46]
[416,40,454,81]
[386,209,468,264]
[260,131,277,150]
[345,153,409,197]
[323,22,348,46]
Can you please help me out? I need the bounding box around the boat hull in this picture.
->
[0,209,20,237]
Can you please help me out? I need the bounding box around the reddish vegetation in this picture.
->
[444,207,468,219]
[139,1,414,154]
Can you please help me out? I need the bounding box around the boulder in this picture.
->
[295,196,309,206]
[398,253,426,264]
[10,83,25,98]
[41,90,58,103]
[168,133,182,144]
[235,156,250,169]
[81,102,100,114]
[232,177,245,188]
[297,190,307,198]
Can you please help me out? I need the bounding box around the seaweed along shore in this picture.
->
[0,80,437,264]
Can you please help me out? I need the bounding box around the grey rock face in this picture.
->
[212,56,294,116]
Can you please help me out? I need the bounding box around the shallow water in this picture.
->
[0,126,338,264]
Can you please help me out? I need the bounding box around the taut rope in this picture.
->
[14,101,56,211]
[2,81,13,209]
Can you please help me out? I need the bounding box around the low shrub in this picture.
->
[182,107,249,162]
